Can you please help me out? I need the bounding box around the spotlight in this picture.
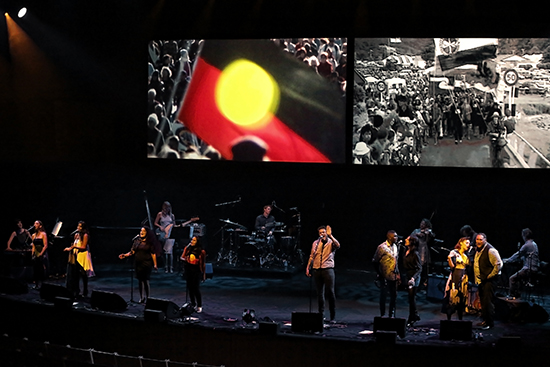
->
[242,309,256,324]
[17,7,27,18]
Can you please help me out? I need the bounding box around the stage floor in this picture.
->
[3,262,550,349]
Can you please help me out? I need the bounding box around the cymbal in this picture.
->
[273,222,285,227]
[219,218,241,226]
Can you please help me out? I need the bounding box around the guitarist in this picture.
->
[154,201,199,273]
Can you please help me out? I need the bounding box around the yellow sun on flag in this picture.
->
[215,59,280,129]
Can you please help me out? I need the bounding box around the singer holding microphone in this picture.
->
[119,227,159,303]
[306,225,340,323]
[30,220,48,290]
[403,234,422,326]
[410,218,435,288]
[372,230,400,317]
[64,221,95,298]
[181,236,206,313]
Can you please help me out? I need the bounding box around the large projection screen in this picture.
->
[148,38,347,163]
[353,38,550,169]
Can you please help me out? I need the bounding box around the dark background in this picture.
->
[2,0,550,270]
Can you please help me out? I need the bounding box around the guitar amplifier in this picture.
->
[190,223,206,237]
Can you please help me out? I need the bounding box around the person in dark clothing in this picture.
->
[473,233,502,329]
[119,227,159,303]
[181,236,206,312]
[403,234,422,326]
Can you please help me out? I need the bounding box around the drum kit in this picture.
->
[215,218,304,270]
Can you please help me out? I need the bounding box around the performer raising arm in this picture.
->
[306,225,340,323]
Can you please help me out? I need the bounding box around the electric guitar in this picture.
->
[157,217,200,240]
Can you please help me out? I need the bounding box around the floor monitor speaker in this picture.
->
[373,316,406,338]
[90,290,128,312]
[145,297,181,319]
[40,283,71,302]
[291,312,323,333]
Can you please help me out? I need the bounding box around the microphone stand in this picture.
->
[127,236,139,305]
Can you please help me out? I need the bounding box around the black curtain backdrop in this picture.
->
[2,0,550,270]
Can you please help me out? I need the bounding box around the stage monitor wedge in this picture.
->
[90,290,128,312]
[291,312,323,333]
[373,316,406,338]
[145,297,181,319]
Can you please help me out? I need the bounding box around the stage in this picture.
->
[1,261,549,366]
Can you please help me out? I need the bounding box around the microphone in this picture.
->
[272,200,275,206]
[70,229,78,235]
[132,234,140,241]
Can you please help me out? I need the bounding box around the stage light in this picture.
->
[17,7,26,18]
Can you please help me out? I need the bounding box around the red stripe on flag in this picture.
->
[179,57,330,162]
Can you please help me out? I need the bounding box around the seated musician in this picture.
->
[254,205,276,239]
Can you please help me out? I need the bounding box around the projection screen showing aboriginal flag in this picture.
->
[149,39,346,163]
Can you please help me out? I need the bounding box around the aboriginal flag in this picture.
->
[178,39,345,162]
[434,38,498,72]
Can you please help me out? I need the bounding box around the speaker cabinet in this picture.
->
[205,263,213,279]
[40,283,72,302]
[373,316,406,338]
[439,320,472,341]
[375,330,397,344]
[259,321,280,335]
[291,312,323,333]
[90,290,128,312]
[427,275,446,300]
[144,309,166,322]
[0,275,28,295]
[145,297,181,319]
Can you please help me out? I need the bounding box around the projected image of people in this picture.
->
[353,38,550,168]
[148,38,346,163]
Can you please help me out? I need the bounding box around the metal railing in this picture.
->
[505,131,550,168]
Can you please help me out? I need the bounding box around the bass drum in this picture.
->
[279,236,296,254]
[237,242,261,266]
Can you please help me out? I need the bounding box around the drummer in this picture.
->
[255,205,276,239]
